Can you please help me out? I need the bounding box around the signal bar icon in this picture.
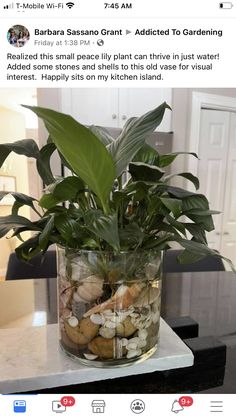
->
[66,2,74,8]
[4,2,14,8]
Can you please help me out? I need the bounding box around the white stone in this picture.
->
[138,329,148,339]
[99,327,116,339]
[83,353,98,360]
[126,342,138,350]
[90,314,105,325]
[104,321,117,329]
[68,317,79,327]
[137,339,147,349]
[126,349,142,359]
[121,338,128,347]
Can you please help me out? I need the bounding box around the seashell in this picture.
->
[99,327,116,339]
[83,353,98,360]
[138,329,148,340]
[104,313,117,323]
[73,292,89,304]
[83,282,144,318]
[104,320,117,329]
[134,287,160,308]
[75,275,104,302]
[103,309,113,315]
[90,314,105,325]
[126,349,142,359]
[68,316,79,327]
[64,317,99,345]
[116,313,127,323]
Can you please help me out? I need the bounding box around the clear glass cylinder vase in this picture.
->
[57,247,162,367]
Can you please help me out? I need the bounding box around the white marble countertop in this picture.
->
[0,319,193,394]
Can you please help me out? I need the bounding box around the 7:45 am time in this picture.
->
[104,3,132,8]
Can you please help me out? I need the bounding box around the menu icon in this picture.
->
[210,400,223,413]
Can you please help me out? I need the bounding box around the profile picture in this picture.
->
[7,25,30,48]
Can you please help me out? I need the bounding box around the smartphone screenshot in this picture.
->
[0,0,235,417]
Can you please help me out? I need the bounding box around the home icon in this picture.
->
[92,400,106,413]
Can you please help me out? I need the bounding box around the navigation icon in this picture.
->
[13,400,26,413]
[52,401,66,413]
[126,29,132,34]
[210,400,223,413]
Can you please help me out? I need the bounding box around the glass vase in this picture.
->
[57,247,162,367]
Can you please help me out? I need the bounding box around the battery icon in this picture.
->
[219,2,233,8]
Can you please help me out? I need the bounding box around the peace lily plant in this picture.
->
[0,102,233,269]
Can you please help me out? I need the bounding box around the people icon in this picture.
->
[7,25,30,48]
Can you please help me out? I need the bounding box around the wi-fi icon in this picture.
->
[66,2,74,8]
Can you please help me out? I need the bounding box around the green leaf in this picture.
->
[39,193,61,209]
[0,215,40,238]
[39,215,55,249]
[53,176,85,200]
[39,178,86,210]
[175,239,236,271]
[54,214,81,245]
[182,194,209,211]
[157,152,198,168]
[176,249,207,264]
[129,162,164,182]
[180,195,215,232]
[183,223,207,244]
[164,172,200,190]
[108,102,171,177]
[89,125,114,145]
[87,213,120,252]
[119,222,145,249]
[133,143,159,165]
[175,238,216,258]
[165,214,186,236]
[142,233,173,250]
[0,139,39,168]
[15,234,41,260]
[36,142,56,185]
[186,214,215,232]
[24,105,116,214]
[152,185,196,199]
[160,197,182,218]
[0,191,37,212]
[184,209,220,216]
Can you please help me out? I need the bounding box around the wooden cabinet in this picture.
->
[59,88,172,132]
